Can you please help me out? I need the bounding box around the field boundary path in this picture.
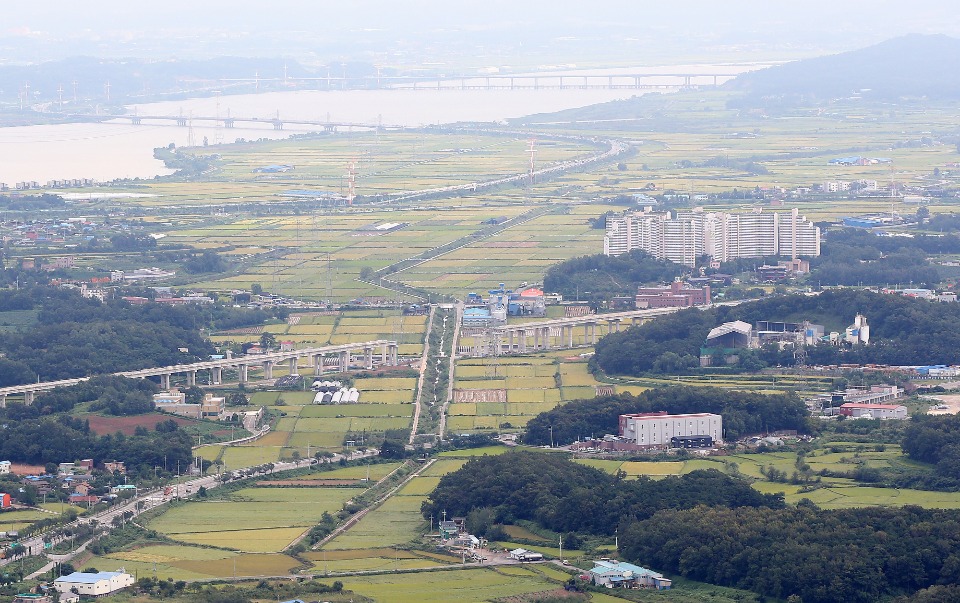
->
[409,305,436,443]
[438,302,463,438]
[310,458,436,551]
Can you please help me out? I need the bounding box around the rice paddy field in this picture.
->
[576,446,960,509]
[212,310,428,358]
[84,544,301,581]
[338,566,563,603]
[145,486,358,552]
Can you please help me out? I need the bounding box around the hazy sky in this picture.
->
[2,1,958,66]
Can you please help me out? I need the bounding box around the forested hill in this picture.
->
[542,250,685,309]
[727,34,960,101]
[422,452,960,603]
[0,287,269,385]
[421,451,781,536]
[594,289,960,376]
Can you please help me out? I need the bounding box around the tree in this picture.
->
[379,439,406,459]
[259,331,277,350]
[251,283,263,295]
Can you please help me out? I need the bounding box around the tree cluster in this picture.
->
[523,387,809,446]
[421,451,782,537]
[902,414,960,487]
[808,229,952,288]
[543,250,685,309]
[621,504,960,603]
[26,375,158,416]
[0,412,192,471]
[0,287,273,385]
[594,289,960,376]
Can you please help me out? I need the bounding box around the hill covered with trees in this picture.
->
[594,289,960,376]
[421,451,781,536]
[543,250,685,309]
[423,452,960,603]
[0,287,270,385]
[622,505,960,603]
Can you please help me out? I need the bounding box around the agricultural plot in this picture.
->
[146,486,356,552]
[340,567,560,603]
[448,356,607,433]
[322,492,426,550]
[396,206,617,299]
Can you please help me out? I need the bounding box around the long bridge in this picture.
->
[0,340,399,407]
[461,300,748,357]
[222,71,744,91]
[78,113,397,132]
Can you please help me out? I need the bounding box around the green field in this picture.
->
[146,487,357,552]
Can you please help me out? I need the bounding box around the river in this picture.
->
[0,63,769,185]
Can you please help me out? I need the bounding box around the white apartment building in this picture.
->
[619,412,723,447]
[604,208,820,266]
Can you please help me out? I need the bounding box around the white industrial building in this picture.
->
[604,208,820,266]
[54,571,134,597]
[619,412,723,447]
[839,403,908,420]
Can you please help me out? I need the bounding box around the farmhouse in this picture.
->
[54,571,134,597]
[0,460,10,474]
[588,560,672,590]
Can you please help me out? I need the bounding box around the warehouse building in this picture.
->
[619,411,722,448]
[54,571,134,597]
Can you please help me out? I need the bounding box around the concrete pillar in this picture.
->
[288,357,299,376]
[568,326,574,348]
[508,330,515,352]
[542,327,550,349]
[239,365,249,383]
[533,329,540,350]
[160,374,171,390]
[186,371,196,386]
[590,322,597,344]
[0,395,6,408]
[262,361,274,380]
[339,351,349,372]
[364,347,374,370]
[25,391,35,405]
[314,355,325,376]
[520,330,527,353]
[381,344,388,364]
[212,367,222,385]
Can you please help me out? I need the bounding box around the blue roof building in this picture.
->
[588,560,672,590]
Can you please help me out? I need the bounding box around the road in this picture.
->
[5,448,378,578]
[409,305,436,443]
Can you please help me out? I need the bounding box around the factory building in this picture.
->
[619,411,722,448]
[604,207,820,266]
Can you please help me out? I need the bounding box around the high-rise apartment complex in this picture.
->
[604,208,820,265]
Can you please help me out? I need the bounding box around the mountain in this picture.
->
[727,34,960,101]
